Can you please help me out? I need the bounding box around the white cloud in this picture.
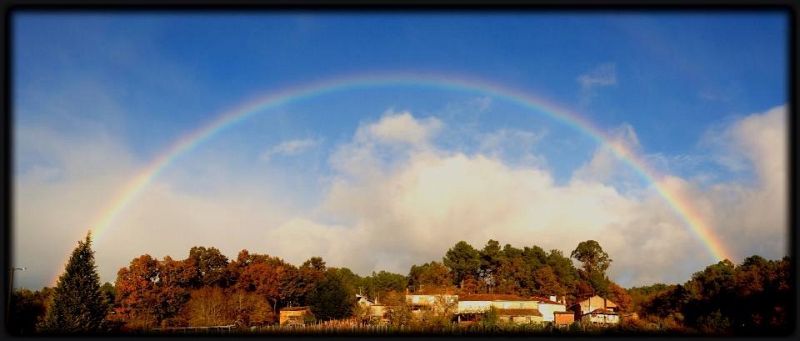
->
[363,110,442,146]
[577,62,617,105]
[477,128,548,169]
[13,125,296,288]
[702,105,787,259]
[267,108,787,286]
[578,63,617,88]
[572,123,640,184]
[260,137,321,162]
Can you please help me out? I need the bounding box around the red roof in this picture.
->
[496,308,542,317]
[530,296,562,305]
[458,294,528,301]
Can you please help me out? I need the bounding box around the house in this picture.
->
[406,293,458,314]
[456,294,538,313]
[531,295,568,322]
[581,308,619,325]
[356,294,391,324]
[456,294,542,324]
[356,294,374,307]
[279,306,314,326]
[571,295,618,315]
[569,295,620,325]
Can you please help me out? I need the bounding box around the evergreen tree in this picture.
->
[443,241,481,286]
[308,269,355,321]
[43,232,108,333]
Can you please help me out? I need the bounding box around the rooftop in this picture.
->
[495,308,543,317]
[458,294,529,301]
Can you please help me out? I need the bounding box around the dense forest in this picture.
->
[8,233,793,335]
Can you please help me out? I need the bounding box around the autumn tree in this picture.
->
[42,232,108,333]
[182,287,231,327]
[9,288,52,335]
[228,289,275,326]
[494,253,531,295]
[187,246,231,287]
[459,275,479,294]
[113,255,160,329]
[152,256,195,326]
[235,260,286,314]
[533,265,564,297]
[607,282,632,311]
[408,261,453,292]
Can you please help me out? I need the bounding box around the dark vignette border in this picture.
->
[0,1,797,341]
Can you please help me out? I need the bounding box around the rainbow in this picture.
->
[58,72,734,283]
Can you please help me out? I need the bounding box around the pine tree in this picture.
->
[42,231,108,333]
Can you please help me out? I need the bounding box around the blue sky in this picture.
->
[13,11,788,288]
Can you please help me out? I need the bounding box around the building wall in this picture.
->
[578,296,617,313]
[406,294,457,306]
[537,303,567,322]
[581,313,620,325]
[554,313,574,326]
[457,300,539,314]
[499,315,544,324]
[457,300,493,314]
[491,300,537,310]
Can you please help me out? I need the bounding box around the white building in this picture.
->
[456,294,543,324]
[531,295,567,322]
[570,295,621,326]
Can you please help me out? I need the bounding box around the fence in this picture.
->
[150,325,236,334]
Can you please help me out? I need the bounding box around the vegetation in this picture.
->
[631,256,792,335]
[39,233,108,334]
[8,237,792,335]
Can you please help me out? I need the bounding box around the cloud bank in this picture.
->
[13,105,787,289]
[261,106,787,286]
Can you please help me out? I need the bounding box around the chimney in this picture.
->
[549,295,557,302]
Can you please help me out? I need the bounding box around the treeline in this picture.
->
[107,239,627,330]
[8,232,793,335]
[411,240,629,307]
[628,256,792,335]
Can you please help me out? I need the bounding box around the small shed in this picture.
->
[554,311,575,327]
[279,306,314,326]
